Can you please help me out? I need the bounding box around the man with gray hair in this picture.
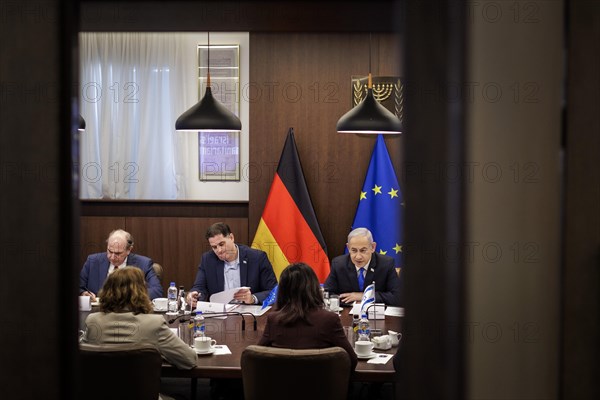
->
[324,227,402,306]
[79,229,163,300]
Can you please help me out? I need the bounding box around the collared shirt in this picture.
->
[109,257,128,275]
[354,255,372,277]
[224,245,241,290]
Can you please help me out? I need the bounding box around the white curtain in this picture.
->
[79,33,197,199]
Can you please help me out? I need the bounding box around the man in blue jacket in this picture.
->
[79,229,163,300]
[188,222,277,307]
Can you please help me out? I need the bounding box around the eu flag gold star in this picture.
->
[388,188,398,199]
[393,243,402,253]
[379,249,387,255]
[360,191,367,200]
[372,184,382,195]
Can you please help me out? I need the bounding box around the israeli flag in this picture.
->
[360,283,375,315]
[262,285,278,309]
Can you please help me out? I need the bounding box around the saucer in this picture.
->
[194,347,216,355]
[153,307,167,313]
[355,351,378,360]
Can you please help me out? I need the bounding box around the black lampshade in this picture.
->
[337,33,402,135]
[78,114,86,131]
[175,86,241,132]
[336,86,402,134]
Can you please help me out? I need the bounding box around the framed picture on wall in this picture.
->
[197,44,241,181]
[198,131,240,181]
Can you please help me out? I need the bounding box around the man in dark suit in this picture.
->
[188,222,277,306]
[324,227,402,306]
[79,229,163,300]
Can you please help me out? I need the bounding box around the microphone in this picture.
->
[198,311,254,331]
[204,311,259,331]
[168,314,192,324]
[237,312,258,331]
[168,311,258,331]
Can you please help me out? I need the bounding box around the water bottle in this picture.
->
[357,313,370,341]
[193,311,206,338]
[178,286,187,313]
[167,282,178,313]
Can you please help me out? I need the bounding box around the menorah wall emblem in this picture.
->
[351,76,404,123]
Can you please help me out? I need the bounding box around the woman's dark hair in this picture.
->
[275,262,324,325]
[99,267,153,314]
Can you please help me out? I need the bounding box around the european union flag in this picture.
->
[350,135,403,268]
[261,284,278,309]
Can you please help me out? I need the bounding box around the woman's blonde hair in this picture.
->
[99,267,153,314]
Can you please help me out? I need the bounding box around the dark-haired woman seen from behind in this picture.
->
[258,262,358,370]
[82,267,197,370]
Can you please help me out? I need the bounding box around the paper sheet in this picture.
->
[213,345,232,355]
[209,287,251,304]
[367,353,393,364]
[232,304,271,316]
[384,307,404,317]
[195,301,237,316]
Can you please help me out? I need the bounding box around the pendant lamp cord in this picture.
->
[368,33,372,89]
[207,32,211,87]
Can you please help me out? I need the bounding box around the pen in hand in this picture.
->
[83,288,97,302]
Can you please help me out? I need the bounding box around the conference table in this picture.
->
[81,305,401,394]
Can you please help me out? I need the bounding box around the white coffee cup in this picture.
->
[194,336,217,352]
[355,340,374,356]
[388,330,402,346]
[152,297,168,311]
[329,295,340,311]
[79,296,91,311]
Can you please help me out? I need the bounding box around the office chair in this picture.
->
[152,263,164,284]
[79,342,163,400]
[241,345,352,400]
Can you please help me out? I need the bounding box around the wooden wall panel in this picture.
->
[79,216,126,266]
[249,33,404,260]
[125,217,248,294]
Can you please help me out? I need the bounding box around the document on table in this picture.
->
[384,307,404,317]
[367,354,393,364]
[209,287,251,304]
[350,303,404,317]
[195,301,237,315]
[232,304,272,316]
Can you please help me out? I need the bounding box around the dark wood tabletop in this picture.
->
[159,307,402,383]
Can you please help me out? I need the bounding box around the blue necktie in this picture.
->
[358,267,365,291]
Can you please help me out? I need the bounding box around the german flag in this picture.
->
[252,128,330,282]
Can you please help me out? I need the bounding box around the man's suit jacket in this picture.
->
[79,253,163,300]
[258,307,358,370]
[324,253,402,306]
[83,311,197,369]
[190,244,277,304]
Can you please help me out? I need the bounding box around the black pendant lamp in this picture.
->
[78,114,86,131]
[176,32,241,132]
[336,34,402,134]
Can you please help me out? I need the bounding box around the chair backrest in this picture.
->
[152,262,163,283]
[79,342,162,400]
[241,345,351,400]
